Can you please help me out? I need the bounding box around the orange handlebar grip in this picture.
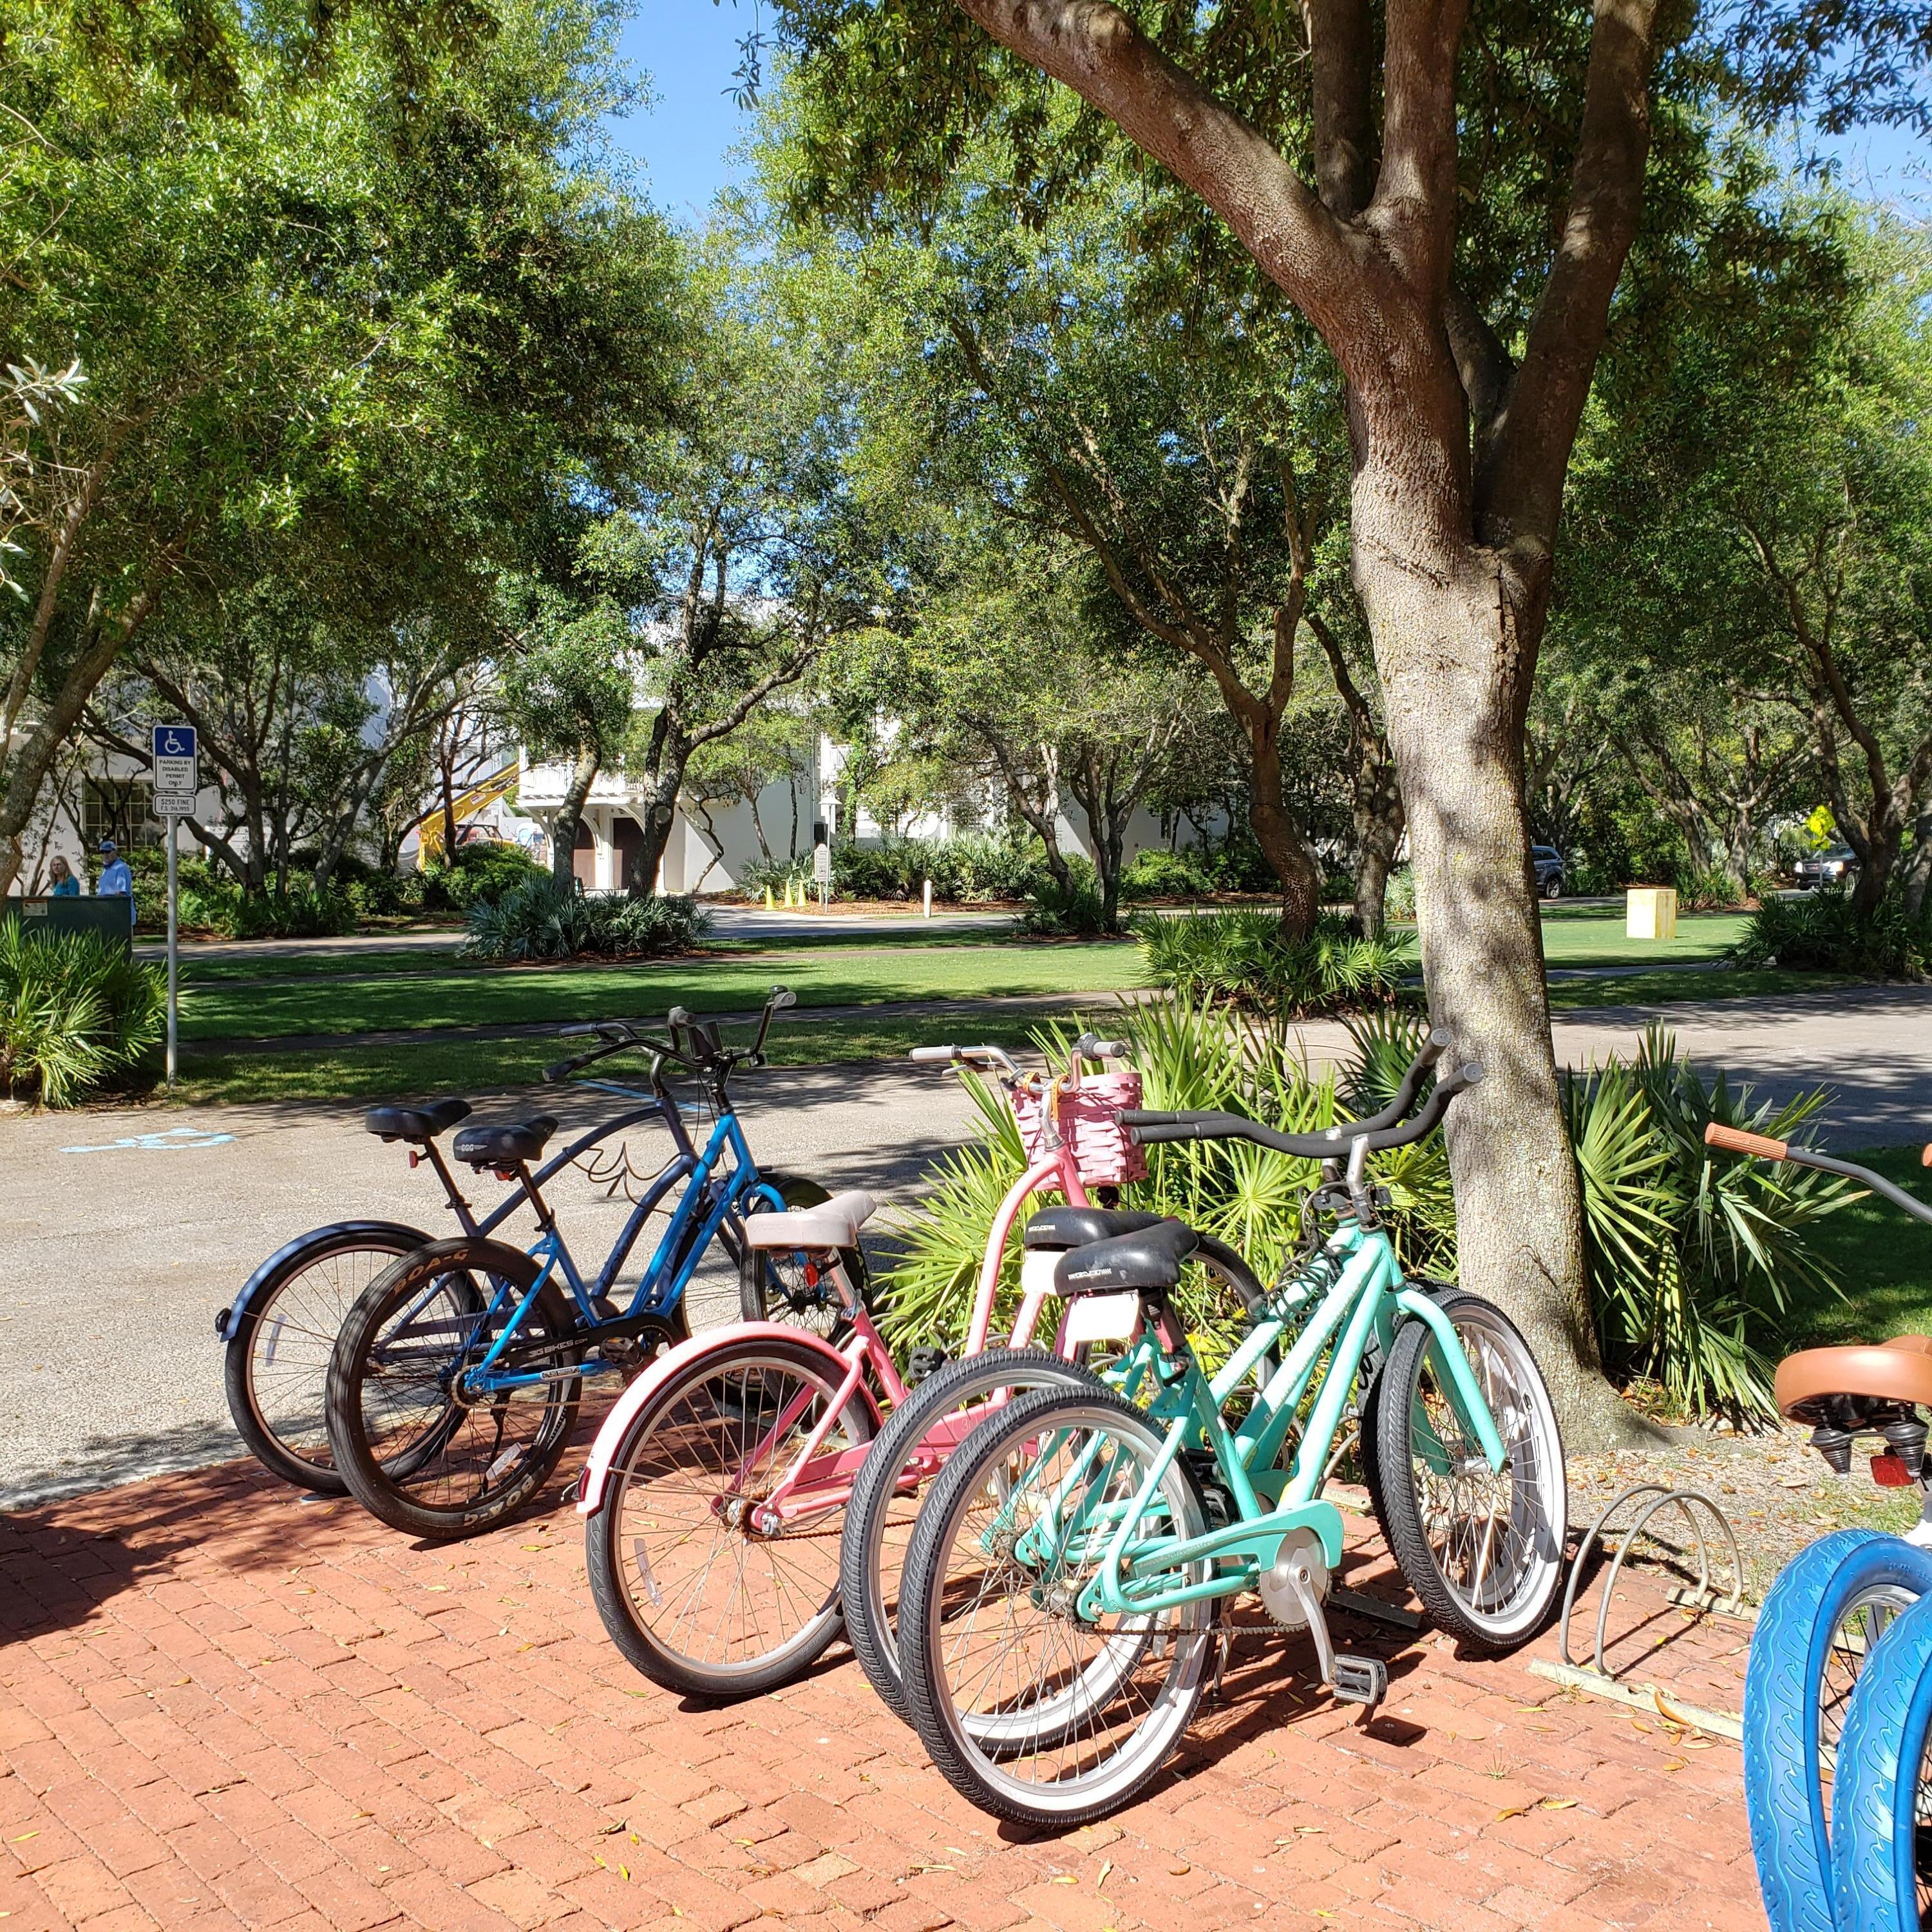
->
[1922,1142,1931,1169]
[1704,1122,1790,1161]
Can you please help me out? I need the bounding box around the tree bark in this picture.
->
[1353,501,1620,1436]
[550,746,599,890]
[1902,806,1932,923]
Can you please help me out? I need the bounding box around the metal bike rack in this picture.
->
[1527,1482,1750,1741]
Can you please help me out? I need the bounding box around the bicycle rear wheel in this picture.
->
[223,1224,428,1492]
[327,1238,583,1540]
[585,1333,878,1697]
[840,1347,1110,1725]
[899,1385,1212,1828]
[1374,1291,1566,1650]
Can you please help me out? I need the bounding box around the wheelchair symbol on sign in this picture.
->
[161,730,189,755]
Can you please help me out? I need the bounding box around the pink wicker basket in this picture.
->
[1011,1068,1148,1188]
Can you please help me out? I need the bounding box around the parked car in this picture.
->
[1531,845,1566,898]
[1794,844,1858,889]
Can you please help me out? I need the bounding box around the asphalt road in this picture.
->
[3,981,1928,1509]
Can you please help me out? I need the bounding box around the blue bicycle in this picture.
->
[323,989,857,1539]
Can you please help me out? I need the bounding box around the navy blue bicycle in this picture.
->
[321,989,857,1539]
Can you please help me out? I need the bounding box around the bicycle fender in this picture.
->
[575,1323,865,1517]
[216,1220,431,1341]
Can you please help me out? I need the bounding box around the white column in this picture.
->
[591,810,613,891]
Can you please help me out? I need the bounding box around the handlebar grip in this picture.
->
[769,986,797,1010]
[1077,1035,1128,1061]
[1923,1142,1931,1169]
[909,1045,958,1063]
[557,1022,600,1037]
[541,1057,577,1083]
[1125,1121,1207,1145]
[668,1006,692,1028]
[1705,1121,1790,1161]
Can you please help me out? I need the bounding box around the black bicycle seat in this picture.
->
[1023,1207,1168,1251]
[1054,1219,1198,1297]
[364,1098,472,1144]
[451,1115,559,1169]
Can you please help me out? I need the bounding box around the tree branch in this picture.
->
[1303,0,1376,217]
[951,0,1378,365]
[1482,0,1663,551]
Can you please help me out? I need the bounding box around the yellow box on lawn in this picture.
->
[1625,886,1678,940]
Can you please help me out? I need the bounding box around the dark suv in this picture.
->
[1532,845,1566,899]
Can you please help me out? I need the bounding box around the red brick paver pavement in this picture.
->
[3,1461,1763,1932]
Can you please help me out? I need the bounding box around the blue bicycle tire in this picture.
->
[1831,1583,1932,1931]
[1745,1530,1932,1932]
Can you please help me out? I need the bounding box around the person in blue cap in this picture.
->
[96,839,135,922]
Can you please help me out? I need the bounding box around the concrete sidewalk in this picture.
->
[0,1453,1763,1932]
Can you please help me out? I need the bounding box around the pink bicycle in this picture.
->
[576,1033,1269,1698]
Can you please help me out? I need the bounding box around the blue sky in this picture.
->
[607,3,1926,225]
[610,4,759,222]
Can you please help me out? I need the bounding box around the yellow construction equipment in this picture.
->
[417,765,519,867]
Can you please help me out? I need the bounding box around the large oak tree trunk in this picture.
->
[1353,492,1630,1441]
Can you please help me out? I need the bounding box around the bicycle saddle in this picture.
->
[363,1098,471,1143]
[1777,1334,1932,1424]
[451,1115,559,1169]
[1054,1218,1198,1296]
[741,1189,876,1253]
[1023,1206,1168,1251]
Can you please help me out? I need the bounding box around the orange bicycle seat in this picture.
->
[1777,1335,1932,1425]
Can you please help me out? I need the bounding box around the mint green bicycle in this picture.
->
[895,1042,1569,1825]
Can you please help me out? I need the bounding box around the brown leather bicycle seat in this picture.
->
[1777,1336,1932,1422]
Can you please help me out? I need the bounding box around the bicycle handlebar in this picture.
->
[542,989,797,1085]
[1704,1121,1932,1228]
[1122,1059,1484,1159]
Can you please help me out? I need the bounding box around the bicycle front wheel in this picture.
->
[1745,1531,1932,1932]
[899,1385,1213,1828]
[737,1175,868,1339]
[1831,1586,1932,1932]
[585,1334,878,1698]
[327,1238,583,1540]
[224,1224,429,1492]
[1374,1291,1567,1650]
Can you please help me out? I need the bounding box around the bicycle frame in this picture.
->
[464,1106,786,1396]
[988,1218,1509,1622]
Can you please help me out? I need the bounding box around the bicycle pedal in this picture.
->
[1331,1654,1388,1713]
[905,1345,950,1387]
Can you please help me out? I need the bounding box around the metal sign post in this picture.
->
[151,724,198,1087]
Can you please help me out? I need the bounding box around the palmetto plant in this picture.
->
[876,998,1458,1361]
[0,924,164,1106]
[883,1001,1857,1427]
[1564,1025,1858,1421]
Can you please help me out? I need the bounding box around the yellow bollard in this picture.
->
[765,886,774,912]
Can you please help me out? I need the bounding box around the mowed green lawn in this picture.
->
[1785,1145,1932,1350]
[1536,905,1750,969]
[178,939,1148,1042]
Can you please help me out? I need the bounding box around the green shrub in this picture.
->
[0,925,165,1105]
[1018,860,1112,936]
[738,836,1050,905]
[1122,848,1213,901]
[1677,865,1748,912]
[423,841,544,913]
[1732,881,1931,978]
[1383,866,1416,923]
[224,889,358,940]
[1566,1025,1860,1422]
[461,878,710,961]
[1138,909,1412,1017]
